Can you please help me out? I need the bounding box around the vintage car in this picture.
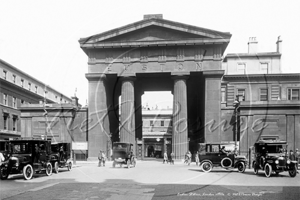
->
[0,137,52,180]
[198,143,247,173]
[252,140,297,178]
[112,142,136,168]
[50,142,72,173]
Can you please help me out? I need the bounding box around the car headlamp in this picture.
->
[275,160,279,164]
[287,160,291,164]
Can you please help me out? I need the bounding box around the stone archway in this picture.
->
[80,15,231,160]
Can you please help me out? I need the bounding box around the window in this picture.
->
[221,86,226,102]
[21,99,24,104]
[12,74,16,83]
[35,86,38,93]
[21,79,24,87]
[260,88,268,101]
[261,63,269,74]
[237,63,246,74]
[13,116,17,131]
[288,88,300,100]
[237,89,245,101]
[161,121,164,126]
[28,82,31,91]
[3,70,7,79]
[3,115,8,130]
[150,120,154,126]
[3,93,8,105]
[12,97,17,108]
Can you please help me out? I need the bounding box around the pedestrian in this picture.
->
[289,150,295,161]
[98,150,106,167]
[163,151,168,164]
[170,152,174,164]
[59,146,65,162]
[185,151,191,165]
[0,151,5,165]
[295,148,299,170]
[195,151,199,166]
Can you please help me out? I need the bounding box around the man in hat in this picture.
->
[295,148,299,170]
[98,150,106,167]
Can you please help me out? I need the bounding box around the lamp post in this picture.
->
[233,95,240,154]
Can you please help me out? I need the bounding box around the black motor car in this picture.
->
[0,137,52,180]
[50,142,72,173]
[198,143,247,173]
[112,142,136,168]
[252,140,297,178]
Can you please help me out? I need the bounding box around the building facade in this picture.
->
[221,37,300,155]
[0,59,72,139]
[142,108,172,158]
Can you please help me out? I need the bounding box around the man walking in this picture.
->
[98,150,106,167]
[170,152,174,164]
[163,151,168,164]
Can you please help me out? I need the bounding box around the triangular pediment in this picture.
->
[79,16,231,47]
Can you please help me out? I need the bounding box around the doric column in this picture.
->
[85,73,110,160]
[172,73,189,160]
[120,76,136,149]
[203,70,224,143]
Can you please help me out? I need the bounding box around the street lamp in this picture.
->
[233,95,240,154]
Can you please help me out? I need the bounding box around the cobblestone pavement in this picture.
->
[1,160,299,200]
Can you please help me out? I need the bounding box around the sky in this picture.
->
[0,0,299,106]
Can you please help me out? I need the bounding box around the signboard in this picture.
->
[72,142,88,150]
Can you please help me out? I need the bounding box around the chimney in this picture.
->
[248,37,258,53]
[143,14,163,20]
[276,36,282,53]
[71,96,79,107]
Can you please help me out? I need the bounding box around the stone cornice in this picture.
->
[224,52,281,61]
[223,73,300,82]
[85,73,107,81]
[81,38,230,48]
[203,70,224,78]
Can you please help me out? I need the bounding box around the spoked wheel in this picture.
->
[288,166,297,178]
[237,162,246,173]
[23,164,34,180]
[45,162,52,176]
[67,162,72,171]
[253,162,259,175]
[54,162,59,174]
[127,160,131,169]
[201,161,213,173]
[0,166,9,180]
[264,163,272,178]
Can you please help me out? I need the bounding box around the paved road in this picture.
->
[1,160,299,200]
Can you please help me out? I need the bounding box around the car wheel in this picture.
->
[264,163,272,178]
[201,161,212,173]
[23,164,34,180]
[67,162,72,171]
[112,161,116,168]
[0,166,9,180]
[288,166,297,178]
[221,157,232,169]
[54,162,59,174]
[45,162,52,176]
[237,162,246,173]
[253,162,259,175]
[127,160,130,169]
